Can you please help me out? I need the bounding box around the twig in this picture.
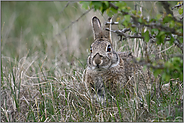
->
[105,21,119,25]
[106,27,183,52]
[108,2,183,36]
[59,2,70,15]
[171,2,183,10]
[173,39,183,52]
[157,45,174,54]
[55,7,93,37]
[134,22,182,37]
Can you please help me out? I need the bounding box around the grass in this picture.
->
[1,1,183,122]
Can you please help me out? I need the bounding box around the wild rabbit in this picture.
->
[83,16,149,104]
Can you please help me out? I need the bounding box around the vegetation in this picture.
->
[1,1,183,122]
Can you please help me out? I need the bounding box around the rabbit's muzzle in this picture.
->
[91,53,111,70]
[93,53,103,68]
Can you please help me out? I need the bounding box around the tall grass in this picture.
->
[1,1,183,122]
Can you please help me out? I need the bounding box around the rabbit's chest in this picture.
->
[86,67,127,91]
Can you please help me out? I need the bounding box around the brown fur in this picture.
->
[83,16,150,103]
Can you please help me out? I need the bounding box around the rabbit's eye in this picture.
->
[107,45,111,52]
[90,46,92,53]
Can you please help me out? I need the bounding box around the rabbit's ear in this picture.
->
[92,16,103,40]
[104,17,112,44]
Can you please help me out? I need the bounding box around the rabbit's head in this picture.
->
[87,16,120,71]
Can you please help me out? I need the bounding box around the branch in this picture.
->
[106,28,143,40]
[143,23,183,36]
[173,39,183,52]
[108,2,183,36]
[106,27,183,52]
[109,2,129,16]
[171,2,183,10]
[54,7,93,38]
[105,21,119,25]
[59,2,70,15]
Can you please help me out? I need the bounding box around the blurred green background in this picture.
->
[2,1,98,64]
[1,1,177,59]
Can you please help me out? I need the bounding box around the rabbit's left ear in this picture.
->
[92,16,103,40]
[104,17,112,44]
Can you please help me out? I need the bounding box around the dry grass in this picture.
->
[1,1,183,122]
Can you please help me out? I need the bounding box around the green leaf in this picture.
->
[150,18,156,23]
[79,2,90,10]
[142,65,147,72]
[163,14,173,24]
[179,37,183,43]
[90,1,102,11]
[115,1,126,9]
[106,7,117,17]
[176,21,183,27]
[106,8,113,17]
[178,7,183,15]
[158,31,165,36]
[151,28,158,35]
[164,61,173,68]
[156,31,165,44]
[143,30,150,42]
[169,35,175,45]
[130,27,136,33]
[138,10,141,15]
[138,17,143,23]
[162,57,183,81]
[110,7,118,14]
[153,69,162,77]
[132,10,136,15]
[101,2,109,14]
[169,20,175,28]
[156,14,162,20]
[162,72,171,82]
[123,15,131,27]
[103,1,109,6]
[124,15,131,21]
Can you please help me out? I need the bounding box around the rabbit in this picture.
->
[83,16,149,104]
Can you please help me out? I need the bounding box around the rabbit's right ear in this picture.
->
[92,16,103,40]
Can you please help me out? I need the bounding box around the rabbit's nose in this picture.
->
[94,53,102,65]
